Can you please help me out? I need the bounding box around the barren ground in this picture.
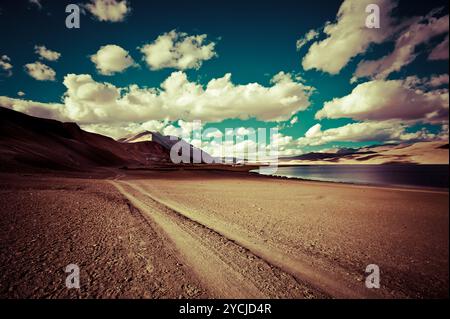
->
[0,170,448,298]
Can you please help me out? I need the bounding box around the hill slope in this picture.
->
[119,131,214,164]
[280,142,449,165]
[0,107,171,171]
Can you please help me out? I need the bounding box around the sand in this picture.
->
[0,170,448,298]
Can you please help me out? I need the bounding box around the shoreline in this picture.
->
[1,164,449,193]
[248,171,450,193]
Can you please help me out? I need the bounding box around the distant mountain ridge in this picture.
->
[1,106,447,172]
[0,107,212,171]
[280,142,449,165]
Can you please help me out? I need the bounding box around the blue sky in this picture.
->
[0,0,448,156]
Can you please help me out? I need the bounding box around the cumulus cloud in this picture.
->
[204,121,445,158]
[204,129,223,139]
[85,0,130,22]
[0,55,12,76]
[34,45,61,61]
[1,71,313,124]
[305,123,322,138]
[429,35,449,61]
[24,61,56,81]
[82,121,166,140]
[353,12,449,81]
[83,121,296,160]
[0,96,66,121]
[235,127,254,136]
[316,79,448,123]
[296,29,319,50]
[301,0,398,74]
[161,120,202,139]
[298,121,440,146]
[140,30,217,70]
[90,44,135,75]
[195,128,299,160]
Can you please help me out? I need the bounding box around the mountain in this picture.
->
[119,131,215,164]
[1,106,447,172]
[280,142,449,165]
[0,107,172,171]
[0,106,217,172]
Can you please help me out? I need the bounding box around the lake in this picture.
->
[256,165,449,189]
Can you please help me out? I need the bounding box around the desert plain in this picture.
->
[0,168,447,299]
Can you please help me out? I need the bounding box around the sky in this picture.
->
[0,0,448,158]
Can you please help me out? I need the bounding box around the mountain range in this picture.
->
[0,107,175,171]
[280,142,449,165]
[0,106,448,172]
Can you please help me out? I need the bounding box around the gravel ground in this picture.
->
[124,170,449,298]
[0,170,448,299]
[0,173,208,298]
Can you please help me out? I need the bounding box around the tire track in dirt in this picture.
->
[111,181,321,299]
[120,180,384,299]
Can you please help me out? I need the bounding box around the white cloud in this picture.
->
[200,120,443,158]
[204,129,223,139]
[235,127,254,136]
[305,123,322,138]
[140,30,217,70]
[82,121,289,160]
[298,121,439,146]
[0,55,12,76]
[34,45,61,61]
[161,124,181,137]
[3,89,442,150]
[90,44,135,75]
[0,96,66,121]
[302,0,398,74]
[161,120,201,138]
[195,129,300,160]
[82,121,166,140]
[354,12,449,81]
[429,35,449,61]
[85,0,130,22]
[24,61,56,81]
[1,71,313,124]
[316,79,448,123]
[296,29,319,50]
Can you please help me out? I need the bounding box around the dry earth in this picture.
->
[0,170,448,299]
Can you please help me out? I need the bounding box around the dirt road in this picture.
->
[0,171,447,298]
[111,180,380,298]
[111,181,323,298]
[111,170,448,299]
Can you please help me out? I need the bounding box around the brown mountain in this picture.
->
[119,131,215,164]
[0,107,171,172]
[280,141,449,165]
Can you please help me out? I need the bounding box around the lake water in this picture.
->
[256,165,449,189]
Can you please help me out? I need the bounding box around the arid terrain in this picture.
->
[0,106,448,299]
[0,169,448,299]
[0,0,449,305]
[280,141,449,165]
